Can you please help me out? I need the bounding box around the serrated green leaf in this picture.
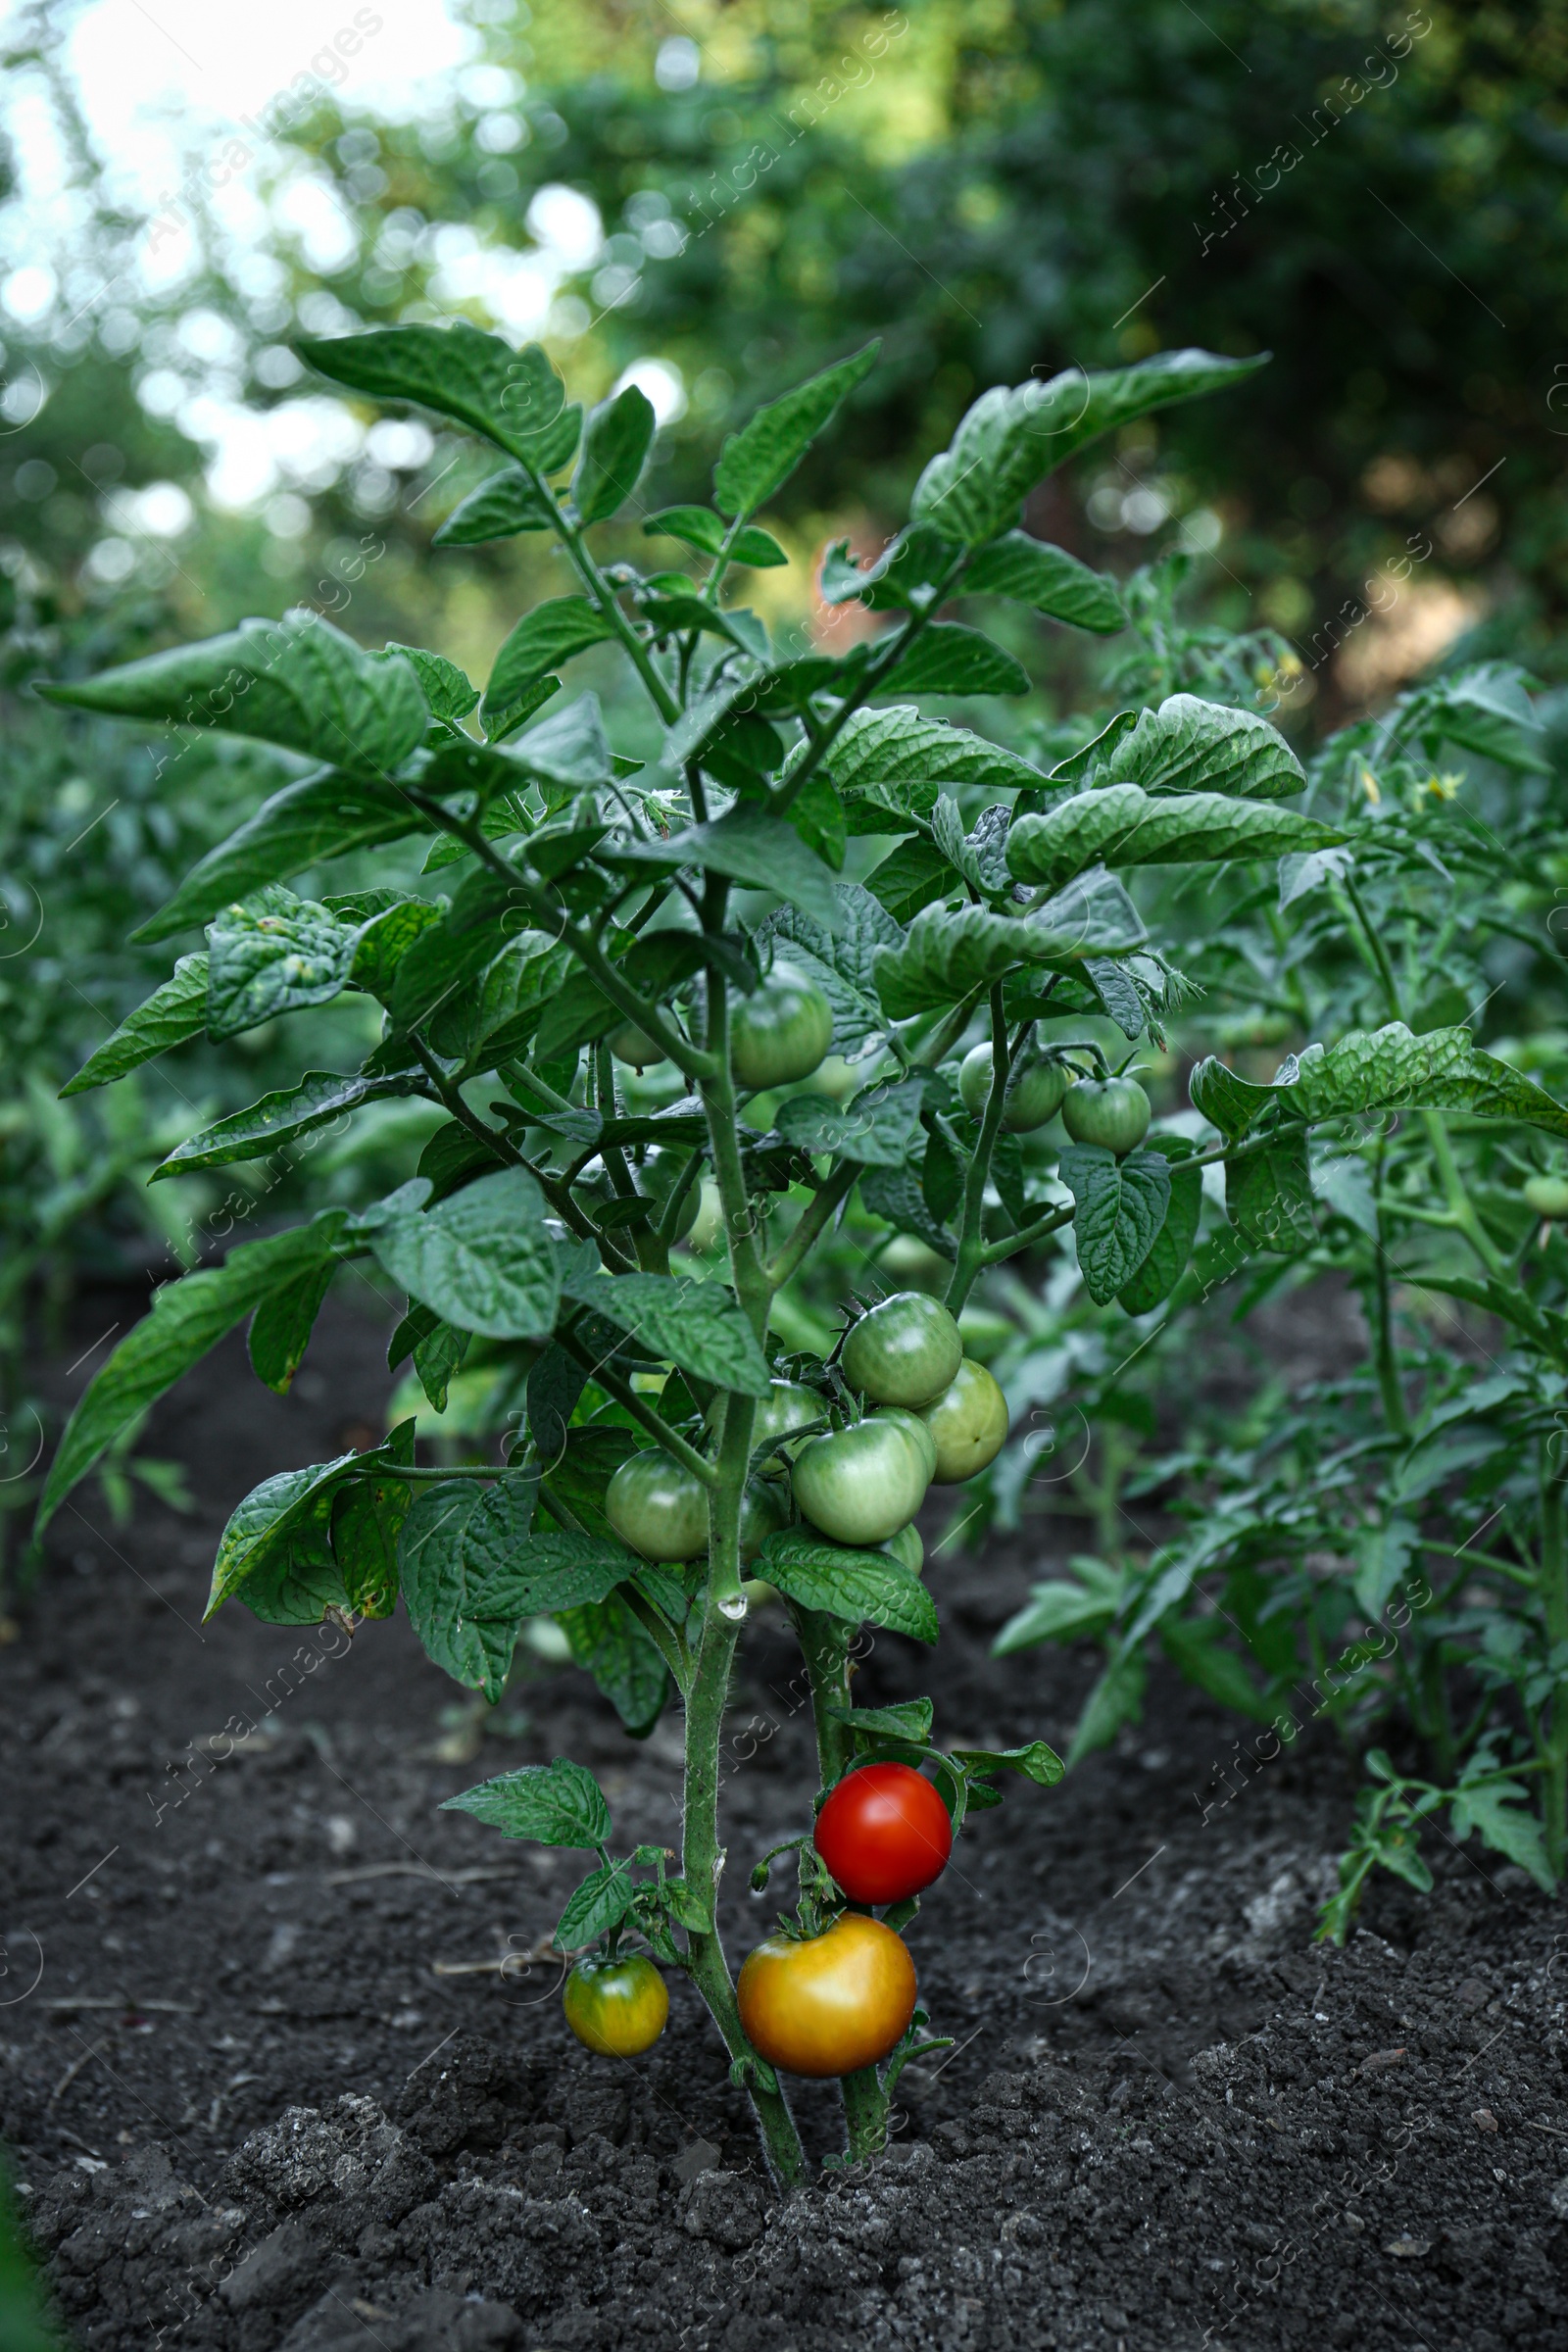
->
[482,598,617,731]
[609,805,842,933]
[713,342,879,517]
[1114,693,1306,801]
[384,641,479,720]
[350,899,446,1004]
[298,322,568,464]
[1227,1129,1316,1251]
[865,838,957,924]
[912,350,1267,545]
[399,1476,538,1698]
[371,1166,561,1341]
[755,1530,938,1642]
[133,772,431,945]
[829,1697,935,1743]
[61,955,209,1095]
[442,1756,612,1847]
[40,609,426,781]
[963,533,1125,631]
[574,383,656,523]
[1450,1776,1556,1892]
[1065,1649,1147,1767]
[432,466,557,545]
[205,889,359,1040]
[329,1424,415,1619]
[858,1165,956,1258]
[644,507,788,565]
[1192,1023,1568,1141]
[206,1447,363,1618]
[754,886,903,1053]
[412,1316,470,1412]
[388,867,529,1034]
[1006,783,1341,893]
[880,622,1029,699]
[1058,1143,1171,1305]
[993,1573,1122,1653]
[510,691,613,790]
[559,1593,670,1735]
[950,1739,1065,1786]
[562,1269,772,1396]
[823,704,1041,822]
[557,1861,640,1947]
[248,1257,335,1395]
[153,1070,411,1177]
[872,872,1144,1020]
[37,1220,342,1531]
[775,1076,925,1168]
[1116,1139,1202,1312]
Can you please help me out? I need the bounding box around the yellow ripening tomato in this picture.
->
[563,1955,669,2056]
[737,1913,916,2078]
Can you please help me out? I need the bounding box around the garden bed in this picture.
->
[3,1287,1567,2351]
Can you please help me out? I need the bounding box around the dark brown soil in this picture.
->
[4,1286,1568,2351]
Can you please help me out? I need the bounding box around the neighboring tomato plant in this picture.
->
[813,1762,954,1904]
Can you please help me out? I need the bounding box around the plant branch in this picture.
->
[557,1324,717,1487]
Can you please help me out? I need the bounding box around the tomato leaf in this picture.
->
[1115,692,1306,801]
[205,889,360,1040]
[1117,1137,1203,1313]
[559,1594,670,1736]
[878,622,1030,699]
[644,507,787,566]
[950,1740,1065,1787]
[38,1219,347,1531]
[1006,784,1343,893]
[873,873,1145,1020]
[609,805,843,934]
[573,383,657,523]
[1227,1129,1317,1251]
[1058,1143,1172,1306]
[775,1076,926,1168]
[38,609,426,781]
[434,466,557,545]
[399,1475,545,1698]
[298,322,570,465]
[755,1531,939,1643]
[61,955,210,1094]
[371,1167,561,1342]
[713,341,880,518]
[963,533,1125,632]
[556,1860,640,1947]
[482,597,617,731]
[828,1697,935,1743]
[383,641,479,721]
[562,1269,773,1396]
[152,1070,416,1177]
[911,351,1266,544]
[442,1756,612,1847]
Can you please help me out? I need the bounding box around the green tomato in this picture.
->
[916,1359,1009,1485]
[1060,1075,1151,1155]
[609,1020,668,1070]
[739,1476,790,1563]
[1525,1175,1568,1219]
[606,1449,709,1561]
[729,963,834,1091]
[957,1043,1072,1133]
[791,1419,930,1547]
[564,1955,668,2056]
[875,1405,939,1485]
[639,1149,700,1240]
[841,1291,963,1409]
[706,1380,825,1471]
[879,1521,924,1576]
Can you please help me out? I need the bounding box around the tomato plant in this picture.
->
[43,319,1557,2172]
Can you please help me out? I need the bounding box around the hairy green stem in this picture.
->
[557,1326,717,1486]
[681,1597,806,2184]
[1540,1438,1568,1879]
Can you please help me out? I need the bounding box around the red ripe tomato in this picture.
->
[812,1761,954,1905]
